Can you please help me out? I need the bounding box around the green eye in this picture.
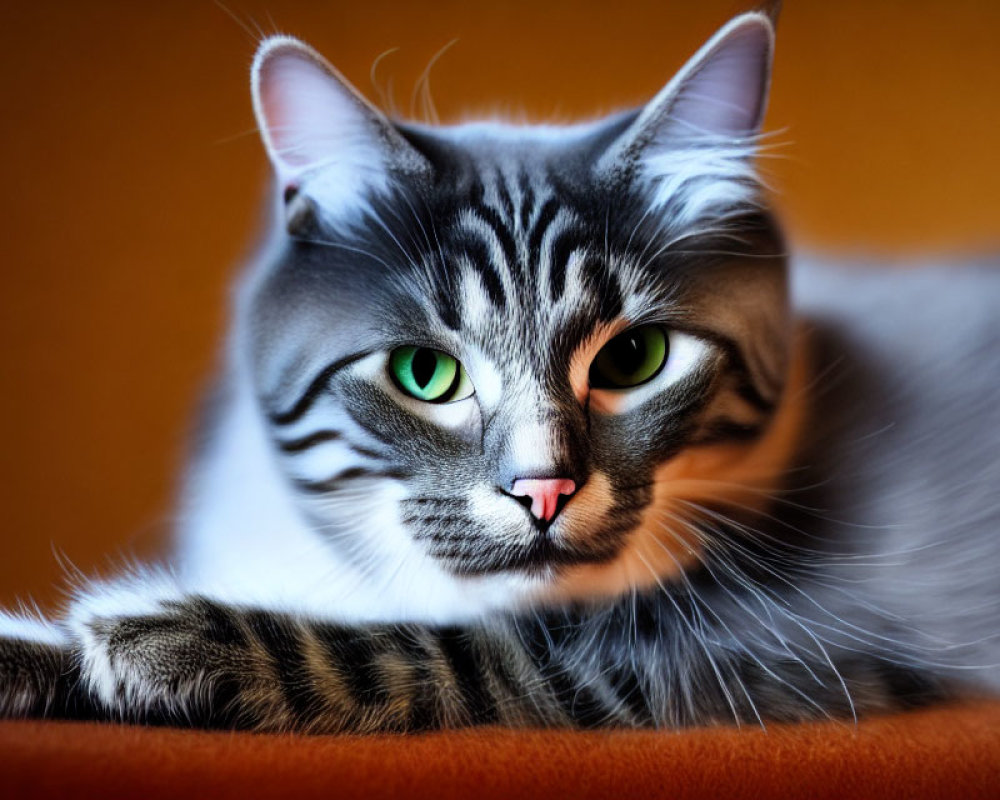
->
[589,325,669,389]
[389,346,474,403]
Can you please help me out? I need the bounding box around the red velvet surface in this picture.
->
[1,702,998,800]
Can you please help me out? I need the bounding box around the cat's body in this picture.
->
[789,259,1000,690]
[0,11,997,731]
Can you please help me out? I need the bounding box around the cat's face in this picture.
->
[244,13,792,608]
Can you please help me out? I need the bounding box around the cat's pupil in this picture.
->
[612,334,646,376]
[411,348,438,390]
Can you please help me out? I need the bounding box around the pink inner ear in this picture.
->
[666,19,772,139]
[255,46,370,174]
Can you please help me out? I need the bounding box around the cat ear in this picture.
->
[251,36,429,233]
[597,12,774,178]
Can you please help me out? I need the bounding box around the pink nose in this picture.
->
[510,478,577,523]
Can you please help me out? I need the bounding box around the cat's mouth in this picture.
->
[421,511,639,578]
[437,534,625,578]
[406,474,651,577]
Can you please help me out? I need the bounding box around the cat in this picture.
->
[1,9,998,733]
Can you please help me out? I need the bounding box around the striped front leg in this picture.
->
[69,598,568,733]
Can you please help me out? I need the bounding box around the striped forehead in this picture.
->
[420,170,664,375]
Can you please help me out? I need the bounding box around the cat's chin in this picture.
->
[437,529,625,579]
[431,518,687,612]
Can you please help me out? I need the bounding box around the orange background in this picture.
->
[1,0,998,610]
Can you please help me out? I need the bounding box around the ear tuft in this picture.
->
[601,12,775,172]
[596,13,776,228]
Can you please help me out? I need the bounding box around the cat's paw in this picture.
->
[83,605,234,717]
[67,578,253,723]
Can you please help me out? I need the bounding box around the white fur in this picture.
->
[282,440,357,482]
[459,265,496,332]
[0,610,67,647]
[642,144,761,228]
[461,344,504,411]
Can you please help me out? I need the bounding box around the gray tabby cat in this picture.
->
[1,11,998,732]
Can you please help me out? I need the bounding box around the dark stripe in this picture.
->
[547,665,612,728]
[606,663,654,725]
[295,466,375,492]
[488,648,533,713]
[435,627,498,725]
[313,627,388,707]
[294,467,409,494]
[459,234,506,309]
[527,198,560,266]
[418,526,484,545]
[468,176,486,206]
[875,661,943,710]
[196,600,248,648]
[430,550,505,575]
[518,174,536,231]
[244,611,325,726]
[428,542,481,557]
[268,353,371,426]
[471,204,520,277]
[692,418,766,446]
[391,629,440,731]
[200,673,244,729]
[402,514,467,525]
[402,496,467,507]
[681,326,776,415]
[518,610,612,728]
[712,336,776,415]
[434,283,463,331]
[580,256,623,321]
[0,639,100,722]
[735,376,776,414]
[277,430,341,453]
[495,172,515,221]
[349,443,384,459]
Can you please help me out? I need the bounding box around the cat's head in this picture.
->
[242,12,796,613]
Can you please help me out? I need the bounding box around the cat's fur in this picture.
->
[0,11,997,732]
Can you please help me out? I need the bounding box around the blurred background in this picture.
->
[1,0,998,610]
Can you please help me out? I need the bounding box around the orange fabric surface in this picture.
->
[1,703,999,799]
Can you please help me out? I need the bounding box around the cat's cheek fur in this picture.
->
[466,483,530,535]
[543,334,809,603]
[554,470,616,540]
[542,477,702,603]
